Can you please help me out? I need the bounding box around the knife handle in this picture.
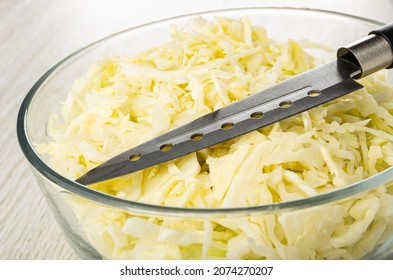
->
[337,22,393,78]
[370,22,393,69]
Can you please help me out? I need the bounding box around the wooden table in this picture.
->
[1,0,393,260]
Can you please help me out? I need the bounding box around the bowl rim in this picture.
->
[17,6,392,217]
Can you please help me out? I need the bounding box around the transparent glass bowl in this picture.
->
[17,7,393,259]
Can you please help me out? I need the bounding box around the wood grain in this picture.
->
[1,0,392,260]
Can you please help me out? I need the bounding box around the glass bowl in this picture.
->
[17,7,393,259]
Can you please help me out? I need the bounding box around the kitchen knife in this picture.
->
[76,22,393,185]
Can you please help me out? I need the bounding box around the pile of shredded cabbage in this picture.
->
[38,17,393,259]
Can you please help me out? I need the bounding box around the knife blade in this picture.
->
[76,22,393,185]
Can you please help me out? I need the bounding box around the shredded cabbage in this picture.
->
[38,17,393,259]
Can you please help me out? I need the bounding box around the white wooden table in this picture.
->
[1,0,393,260]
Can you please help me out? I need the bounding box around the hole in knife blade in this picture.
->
[250,112,264,119]
[307,90,321,97]
[160,144,173,151]
[129,154,142,161]
[279,101,292,108]
[191,133,204,141]
[221,122,234,130]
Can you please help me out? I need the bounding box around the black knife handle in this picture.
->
[337,22,393,78]
[370,22,393,68]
